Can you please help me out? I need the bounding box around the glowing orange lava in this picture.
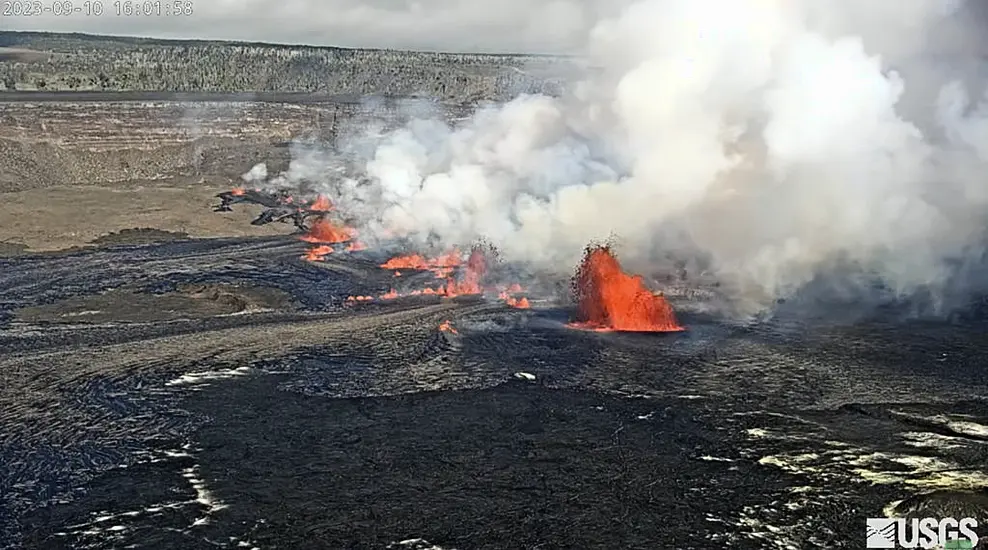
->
[303,245,333,261]
[380,254,428,270]
[309,195,333,211]
[438,320,458,334]
[569,246,683,332]
[357,245,533,306]
[443,247,486,296]
[301,219,356,244]
[380,250,462,278]
[230,187,246,196]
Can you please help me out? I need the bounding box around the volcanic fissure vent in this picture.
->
[569,245,683,333]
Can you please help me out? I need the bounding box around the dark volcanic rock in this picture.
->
[2,235,988,549]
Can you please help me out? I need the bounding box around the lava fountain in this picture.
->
[308,195,333,211]
[300,218,356,244]
[569,245,683,332]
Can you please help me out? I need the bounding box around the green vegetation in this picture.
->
[0,31,565,100]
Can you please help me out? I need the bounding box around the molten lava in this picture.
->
[301,219,356,244]
[356,245,532,305]
[569,246,683,332]
[230,187,246,196]
[381,289,399,300]
[380,254,429,270]
[380,251,462,278]
[443,247,486,296]
[503,294,531,309]
[438,320,458,334]
[303,245,333,261]
[309,195,333,211]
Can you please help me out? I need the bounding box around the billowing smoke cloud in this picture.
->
[259,0,988,316]
[242,162,268,184]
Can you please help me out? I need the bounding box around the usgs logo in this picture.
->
[866,517,979,549]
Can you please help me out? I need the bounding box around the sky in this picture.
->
[0,0,633,53]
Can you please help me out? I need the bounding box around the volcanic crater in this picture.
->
[1,95,987,550]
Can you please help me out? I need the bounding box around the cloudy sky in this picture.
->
[0,0,633,53]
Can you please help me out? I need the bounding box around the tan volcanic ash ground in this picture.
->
[0,99,344,252]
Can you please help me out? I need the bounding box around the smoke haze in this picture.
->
[248,0,988,317]
[0,0,623,54]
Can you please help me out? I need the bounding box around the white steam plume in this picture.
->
[259,0,988,316]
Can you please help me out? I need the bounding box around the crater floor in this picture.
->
[2,233,987,549]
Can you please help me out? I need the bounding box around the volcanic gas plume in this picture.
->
[569,246,683,333]
[244,0,988,319]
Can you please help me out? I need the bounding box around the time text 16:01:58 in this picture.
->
[0,0,193,16]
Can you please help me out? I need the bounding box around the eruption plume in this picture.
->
[260,0,988,319]
[570,246,683,332]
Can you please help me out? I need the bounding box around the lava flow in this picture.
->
[443,247,486,296]
[380,251,461,278]
[308,195,333,211]
[500,292,530,309]
[301,218,356,244]
[569,246,683,332]
[303,245,333,261]
[346,245,533,307]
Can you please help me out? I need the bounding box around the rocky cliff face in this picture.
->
[0,32,568,101]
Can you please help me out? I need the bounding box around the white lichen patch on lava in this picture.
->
[387,538,458,550]
[165,365,253,388]
[52,445,255,546]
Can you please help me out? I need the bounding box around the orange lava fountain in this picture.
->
[502,294,531,309]
[309,195,333,211]
[303,245,333,261]
[443,247,485,296]
[301,219,356,244]
[569,246,683,332]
